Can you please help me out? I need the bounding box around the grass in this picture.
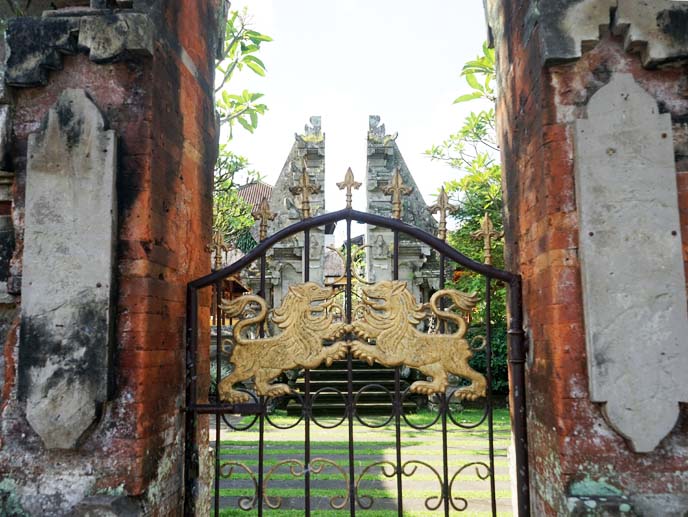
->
[211,407,513,516]
[219,510,503,517]
[228,408,511,431]
[216,488,512,499]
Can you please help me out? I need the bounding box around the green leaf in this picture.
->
[465,73,481,91]
[245,60,266,76]
[250,110,258,128]
[237,117,253,132]
[244,55,266,70]
[453,92,482,104]
[246,30,273,42]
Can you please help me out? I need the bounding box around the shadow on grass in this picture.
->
[209,408,511,516]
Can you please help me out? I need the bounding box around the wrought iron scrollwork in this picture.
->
[401,460,445,511]
[219,461,258,510]
[355,461,397,509]
[449,462,492,512]
[263,458,349,510]
[355,460,448,512]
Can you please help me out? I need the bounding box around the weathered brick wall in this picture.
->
[0,1,218,514]
[490,0,688,514]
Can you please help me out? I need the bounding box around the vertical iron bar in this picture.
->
[441,394,450,517]
[184,286,199,516]
[303,229,311,516]
[214,281,222,517]
[258,255,267,517]
[439,255,449,517]
[486,278,497,516]
[508,277,530,516]
[393,230,403,517]
[346,219,356,516]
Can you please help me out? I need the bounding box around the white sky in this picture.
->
[227,0,488,212]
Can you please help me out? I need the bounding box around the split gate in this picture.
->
[184,188,529,516]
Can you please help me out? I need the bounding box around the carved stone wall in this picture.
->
[489,0,688,514]
[0,2,221,514]
[260,116,327,306]
[365,115,438,301]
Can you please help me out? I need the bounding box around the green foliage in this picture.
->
[213,144,261,243]
[427,43,509,394]
[213,9,272,247]
[215,8,272,138]
[453,42,496,104]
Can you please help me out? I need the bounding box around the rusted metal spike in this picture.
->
[289,166,321,219]
[252,196,276,241]
[381,168,413,219]
[336,167,362,209]
[428,186,456,241]
[471,212,503,265]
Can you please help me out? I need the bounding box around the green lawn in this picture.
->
[211,408,513,516]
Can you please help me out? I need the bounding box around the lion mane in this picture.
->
[217,282,348,403]
[350,280,487,401]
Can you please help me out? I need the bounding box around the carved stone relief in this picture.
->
[19,89,117,449]
[574,74,688,452]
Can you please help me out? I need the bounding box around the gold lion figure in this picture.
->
[218,282,348,403]
[350,280,487,401]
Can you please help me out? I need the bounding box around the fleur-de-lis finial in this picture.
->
[336,167,361,209]
[289,166,321,219]
[252,196,276,241]
[428,186,456,241]
[382,168,413,219]
[471,212,504,265]
[206,228,230,270]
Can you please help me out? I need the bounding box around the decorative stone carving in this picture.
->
[614,0,688,67]
[574,73,688,452]
[555,0,616,63]
[485,0,688,67]
[19,89,117,449]
[365,115,438,301]
[77,13,154,63]
[373,234,389,259]
[295,115,323,143]
[5,13,153,86]
[309,236,322,261]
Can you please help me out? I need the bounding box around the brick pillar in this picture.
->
[0,2,219,514]
[487,0,688,514]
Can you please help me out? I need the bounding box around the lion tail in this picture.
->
[220,295,267,346]
[429,290,479,337]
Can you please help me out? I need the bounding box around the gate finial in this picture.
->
[253,196,276,241]
[471,212,503,265]
[206,228,230,270]
[336,167,361,209]
[382,168,412,219]
[289,167,321,219]
[428,186,455,241]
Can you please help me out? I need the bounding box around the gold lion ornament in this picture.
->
[218,282,348,403]
[350,280,487,401]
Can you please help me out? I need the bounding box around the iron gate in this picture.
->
[184,176,529,516]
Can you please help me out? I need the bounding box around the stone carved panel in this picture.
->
[19,89,117,449]
[574,74,688,452]
[5,13,153,87]
[614,0,688,67]
[486,0,688,67]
